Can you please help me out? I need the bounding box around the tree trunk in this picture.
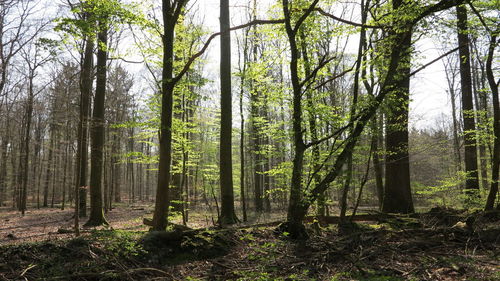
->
[382,0,414,214]
[76,33,94,217]
[151,0,183,231]
[112,132,121,202]
[219,0,237,225]
[282,0,315,238]
[299,31,323,216]
[456,4,479,198]
[239,71,247,222]
[43,129,54,208]
[0,139,7,207]
[485,35,499,210]
[85,20,108,226]
[371,114,384,209]
[19,72,35,215]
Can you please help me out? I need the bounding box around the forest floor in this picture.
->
[0,205,499,280]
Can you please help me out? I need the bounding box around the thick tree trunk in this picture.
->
[280,0,437,237]
[219,0,237,225]
[456,4,479,197]
[85,21,108,226]
[151,0,180,231]
[382,0,414,214]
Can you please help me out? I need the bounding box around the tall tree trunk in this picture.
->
[76,33,94,217]
[472,55,489,190]
[19,72,35,215]
[485,35,499,210]
[299,31,323,217]
[456,4,479,198]
[382,0,414,214]
[282,0,319,238]
[151,0,186,231]
[219,0,237,225]
[85,20,108,226]
[239,68,247,222]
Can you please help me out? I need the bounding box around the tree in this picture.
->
[219,0,237,225]
[85,16,109,226]
[0,0,45,208]
[381,0,414,214]
[279,0,464,237]
[485,34,499,210]
[72,9,95,219]
[151,0,189,231]
[456,4,479,198]
[18,39,52,215]
[467,2,500,210]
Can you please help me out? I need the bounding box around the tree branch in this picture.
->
[172,18,285,84]
[314,8,383,29]
[293,0,320,33]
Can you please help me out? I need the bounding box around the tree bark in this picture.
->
[485,35,499,210]
[152,0,187,231]
[382,0,414,214]
[19,65,37,214]
[282,0,320,238]
[85,20,108,226]
[456,4,479,197]
[75,33,94,217]
[219,0,237,225]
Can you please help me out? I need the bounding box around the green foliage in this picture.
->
[55,0,145,38]
[414,171,467,207]
[92,230,146,258]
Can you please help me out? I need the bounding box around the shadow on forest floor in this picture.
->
[0,207,499,280]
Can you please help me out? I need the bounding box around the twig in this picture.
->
[19,264,36,277]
